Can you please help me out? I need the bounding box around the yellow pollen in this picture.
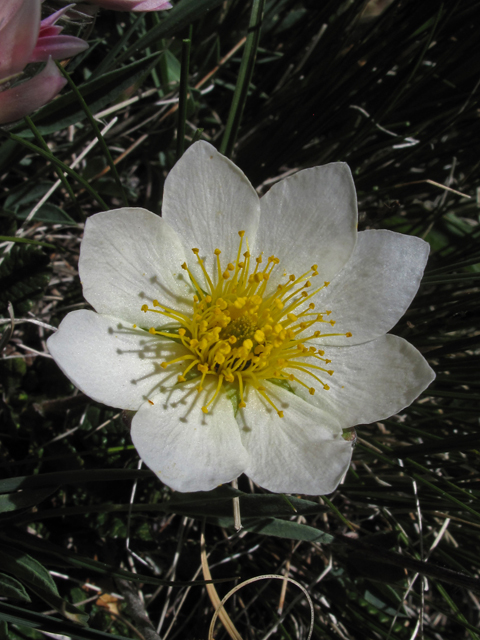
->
[141,231,343,417]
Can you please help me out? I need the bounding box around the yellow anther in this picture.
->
[192,248,199,254]
[215,353,225,364]
[178,375,186,382]
[256,255,263,264]
[243,339,253,350]
[141,304,148,312]
[274,323,283,334]
[278,411,284,418]
[153,299,160,307]
[239,401,246,408]
[238,230,245,238]
[324,281,330,286]
[198,363,209,373]
[311,264,318,271]
[161,362,168,369]
[228,336,237,344]
[254,329,265,343]
[205,295,212,303]
[202,406,209,414]
[149,327,156,335]
[346,332,353,338]
[227,263,235,271]
[305,280,311,287]
[214,248,221,256]
[133,324,137,328]
[309,388,315,395]
[190,339,199,348]
[324,384,330,391]
[287,313,297,322]
[314,331,321,338]
[178,328,186,336]
[223,270,230,280]
[244,251,251,258]
[181,262,188,270]
[274,298,284,309]
[327,370,334,376]
[318,350,325,356]
[289,274,296,281]
[254,272,264,282]
[329,320,336,326]
[309,303,315,310]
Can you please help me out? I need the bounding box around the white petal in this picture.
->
[255,163,357,284]
[239,383,353,495]
[47,310,188,410]
[79,208,192,327]
[292,334,435,428]
[162,141,260,278]
[131,382,248,492]
[314,230,430,346]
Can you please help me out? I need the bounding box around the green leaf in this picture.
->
[0,574,30,602]
[0,236,56,249]
[0,468,154,494]
[0,601,128,640]
[0,243,50,316]
[0,547,58,597]
[117,0,226,64]
[241,517,333,543]
[14,203,75,225]
[9,54,162,138]
[26,585,89,627]
[0,487,57,514]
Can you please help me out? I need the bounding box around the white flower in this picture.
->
[47,141,435,495]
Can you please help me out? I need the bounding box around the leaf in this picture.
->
[0,487,58,514]
[117,0,226,64]
[0,547,58,597]
[27,585,89,626]
[0,243,50,316]
[0,601,128,640]
[242,517,333,543]
[14,203,75,225]
[0,574,30,602]
[0,468,154,494]
[9,54,162,138]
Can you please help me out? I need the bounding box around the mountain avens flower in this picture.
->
[48,141,435,494]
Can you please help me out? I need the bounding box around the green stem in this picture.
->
[219,0,265,157]
[55,61,129,207]
[176,27,193,161]
[7,132,108,210]
[24,116,83,221]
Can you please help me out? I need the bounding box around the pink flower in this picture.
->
[0,1,87,124]
[0,0,41,80]
[84,0,172,11]
[0,57,67,125]
[30,6,89,63]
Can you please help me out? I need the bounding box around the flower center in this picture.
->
[140,231,351,417]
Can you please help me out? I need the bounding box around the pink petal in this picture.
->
[30,35,89,62]
[40,5,76,29]
[0,0,41,80]
[0,58,67,125]
[84,0,172,11]
[38,26,64,38]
